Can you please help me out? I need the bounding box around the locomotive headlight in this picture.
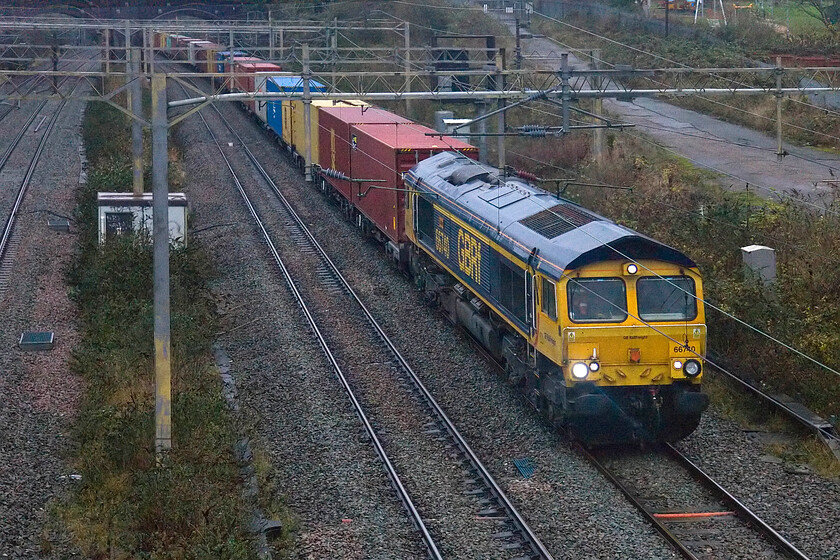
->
[673,360,683,370]
[588,361,600,372]
[571,362,589,380]
[684,359,702,377]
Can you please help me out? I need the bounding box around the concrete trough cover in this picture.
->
[47,217,70,232]
[513,457,536,478]
[19,331,55,351]
[771,393,834,429]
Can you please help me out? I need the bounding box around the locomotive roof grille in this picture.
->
[519,204,598,239]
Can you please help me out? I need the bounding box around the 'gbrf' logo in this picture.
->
[457,229,481,284]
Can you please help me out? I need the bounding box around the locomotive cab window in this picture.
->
[568,278,628,323]
[637,276,697,321]
[541,277,557,321]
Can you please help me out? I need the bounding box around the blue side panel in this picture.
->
[264,77,326,139]
[427,206,493,295]
[265,78,285,138]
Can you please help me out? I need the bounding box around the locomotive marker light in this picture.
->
[626,263,638,274]
[572,362,589,380]
[588,361,600,373]
[684,359,702,377]
[673,360,684,370]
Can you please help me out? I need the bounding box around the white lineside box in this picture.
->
[97,192,188,246]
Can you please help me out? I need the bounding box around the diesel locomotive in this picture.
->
[404,153,708,444]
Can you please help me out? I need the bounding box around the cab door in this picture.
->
[526,271,536,338]
[536,275,562,364]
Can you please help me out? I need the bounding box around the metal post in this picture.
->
[279,28,284,60]
[269,22,274,62]
[496,48,506,174]
[476,101,488,164]
[561,52,570,134]
[124,19,130,65]
[104,27,110,76]
[665,0,670,37]
[151,73,172,460]
[228,28,234,89]
[227,30,235,92]
[404,21,412,116]
[331,17,338,81]
[592,49,605,167]
[775,55,784,159]
[303,44,313,182]
[515,18,522,70]
[131,47,143,196]
[142,27,148,74]
[148,25,154,75]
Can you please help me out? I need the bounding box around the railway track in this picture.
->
[0,55,86,123]
[170,74,554,559]
[0,54,90,291]
[581,443,811,560]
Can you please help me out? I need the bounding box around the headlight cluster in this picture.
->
[684,359,702,377]
[674,358,702,377]
[571,361,599,380]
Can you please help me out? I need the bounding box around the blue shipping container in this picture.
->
[265,76,326,139]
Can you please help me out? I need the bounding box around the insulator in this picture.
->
[320,167,350,181]
[519,125,547,137]
[516,169,539,182]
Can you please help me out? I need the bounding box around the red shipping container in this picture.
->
[232,62,282,112]
[217,56,261,91]
[318,106,411,200]
[195,42,219,63]
[349,122,478,245]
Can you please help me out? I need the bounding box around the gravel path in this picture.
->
[170,81,426,560]
[0,87,86,558]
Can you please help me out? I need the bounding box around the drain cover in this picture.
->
[513,458,536,479]
[19,331,55,351]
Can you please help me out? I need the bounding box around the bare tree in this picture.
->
[795,0,840,36]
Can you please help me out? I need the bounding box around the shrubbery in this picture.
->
[59,101,257,558]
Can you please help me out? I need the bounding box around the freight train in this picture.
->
[155,32,709,444]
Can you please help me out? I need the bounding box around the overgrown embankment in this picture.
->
[57,100,257,558]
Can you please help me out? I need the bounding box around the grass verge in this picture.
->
[54,99,259,558]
